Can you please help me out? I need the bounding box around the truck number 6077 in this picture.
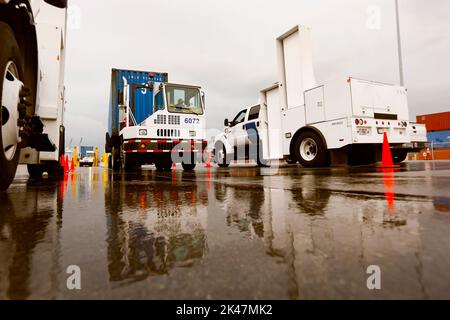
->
[184,118,200,124]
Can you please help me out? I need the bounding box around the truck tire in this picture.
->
[182,162,196,171]
[286,157,297,165]
[111,146,121,171]
[27,161,62,179]
[123,154,139,171]
[392,149,408,164]
[0,23,24,191]
[215,142,230,168]
[27,164,44,179]
[155,159,172,171]
[294,131,329,168]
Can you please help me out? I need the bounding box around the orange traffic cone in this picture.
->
[377,132,400,169]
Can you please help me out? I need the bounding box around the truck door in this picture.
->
[243,105,261,157]
[229,109,247,158]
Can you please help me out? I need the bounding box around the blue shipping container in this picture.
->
[108,68,168,135]
[427,130,450,147]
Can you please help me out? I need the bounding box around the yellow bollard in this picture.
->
[72,146,79,167]
[94,147,99,167]
[102,153,109,168]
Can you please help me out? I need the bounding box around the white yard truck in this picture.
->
[106,69,207,171]
[0,0,67,190]
[213,25,427,167]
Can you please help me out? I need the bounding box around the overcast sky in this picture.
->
[63,0,450,149]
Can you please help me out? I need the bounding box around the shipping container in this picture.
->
[108,68,168,135]
[427,130,450,147]
[416,111,450,132]
[416,148,450,161]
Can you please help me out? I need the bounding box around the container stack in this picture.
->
[416,111,450,160]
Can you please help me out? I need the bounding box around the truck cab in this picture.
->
[213,104,268,167]
[106,69,207,171]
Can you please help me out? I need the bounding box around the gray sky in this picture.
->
[64,0,450,149]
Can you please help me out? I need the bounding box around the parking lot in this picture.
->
[1,161,450,299]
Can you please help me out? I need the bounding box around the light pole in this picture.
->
[395,0,405,86]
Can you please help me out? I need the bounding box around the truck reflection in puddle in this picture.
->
[0,180,63,300]
[212,172,449,299]
[104,170,208,283]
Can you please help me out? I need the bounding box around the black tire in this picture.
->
[111,146,121,171]
[0,23,24,191]
[155,160,172,171]
[392,149,408,164]
[182,162,196,171]
[27,164,44,179]
[215,142,230,168]
[123,154,139,171]
[294,131,329,168]
[286,157,297,165]
[27,161,62,179]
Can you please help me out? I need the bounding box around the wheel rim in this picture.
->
[299,138,317,161]
[1,61,22,161]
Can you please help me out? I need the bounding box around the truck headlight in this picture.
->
[189,130,196,137]
[139,129,147,136]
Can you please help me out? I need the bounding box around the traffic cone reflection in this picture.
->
[64,155,69,173]
[377,132,400,169]
[205,150,211,168]
[381,168,395,212]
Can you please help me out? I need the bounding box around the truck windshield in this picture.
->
[166,86,203,115]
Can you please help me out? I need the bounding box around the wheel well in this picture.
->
[289,126,328,157]
[0,1,38,115]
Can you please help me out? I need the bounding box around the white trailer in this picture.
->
[213,25,427,167]
[0,0,67,190]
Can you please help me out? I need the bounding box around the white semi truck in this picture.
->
[0,0,67,190]
[213,25,428,167]
[106,69,207,171]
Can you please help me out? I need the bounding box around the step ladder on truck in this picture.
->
[213,25,428,167]
[105,69,207,171]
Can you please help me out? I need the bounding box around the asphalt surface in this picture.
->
[1,161,450,299]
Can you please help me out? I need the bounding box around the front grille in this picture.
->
[157,129,180,137]
[157,142,175,150]
[168,115,180,125]
[154,114,166,125]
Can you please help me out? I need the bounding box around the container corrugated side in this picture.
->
[416,111,450,132]
[427,130,450,147]
[109,69,168,133]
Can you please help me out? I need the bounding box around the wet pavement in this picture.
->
[1,161,450,299]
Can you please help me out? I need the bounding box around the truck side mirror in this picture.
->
[224,119,229,127]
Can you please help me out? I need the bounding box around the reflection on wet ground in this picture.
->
[1,161,450,299]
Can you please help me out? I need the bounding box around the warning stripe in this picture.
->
[124,139,205,144]
[125,150,201,154]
